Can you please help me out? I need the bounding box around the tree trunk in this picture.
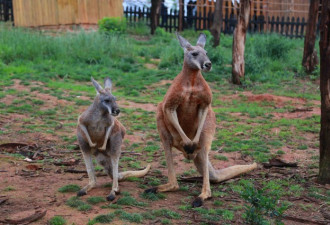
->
[210,0,223,47]
[302,0,319,73]
[319,0,330,184]
[179,0,184,31]
[232,0,251,85]
[151,0,161,35]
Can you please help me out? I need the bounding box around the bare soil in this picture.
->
[0,83,328,225]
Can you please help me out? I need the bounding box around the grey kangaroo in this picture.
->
[77,77,150,201]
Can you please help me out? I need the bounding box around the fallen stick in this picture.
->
[2,210,47,225]
[283,215,328,225]
[121,151,142,156]
[0,198,8,205]
[64,169,87,174]
[289,107,314,113]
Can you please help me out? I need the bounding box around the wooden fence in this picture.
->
[0,0,13,22]
[11,0,123,28]
[124,5,316,38]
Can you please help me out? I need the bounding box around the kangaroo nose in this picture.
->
[114,109,120,115]
[205,62,212,68]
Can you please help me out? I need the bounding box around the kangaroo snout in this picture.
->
[112,108,120,116]
[202,61,212,71]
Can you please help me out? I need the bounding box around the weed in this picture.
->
[65,196,91,211]
[239,181,288,225]
[117,196,147,207]
[214,154,229,161]
[86,196,106,205]
[152,209,181,219]
[141,192,166,201]
[87,213,115,225]
[58,184,80,193]
[116,210,144,223]
[48,216,66,225]
[3,186,15,191]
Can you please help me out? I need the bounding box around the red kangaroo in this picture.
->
[145,33,257,207]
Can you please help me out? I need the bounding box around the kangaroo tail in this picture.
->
[118,164,151,181]
[209,162,257,183]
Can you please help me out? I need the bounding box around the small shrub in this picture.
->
[98,17,126,34]
[240,181,288,225]
[58,184,80,193]
[48,216,66,225]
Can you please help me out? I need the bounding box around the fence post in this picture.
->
[296,17,300,38]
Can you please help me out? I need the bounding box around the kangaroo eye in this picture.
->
[192,52,199,57]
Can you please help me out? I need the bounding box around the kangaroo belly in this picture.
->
[88,125,107,145]
[177,103,199,139]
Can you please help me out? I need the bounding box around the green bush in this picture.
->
[98,17,126,34]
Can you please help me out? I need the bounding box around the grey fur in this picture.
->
[196,33,206,48]
[77,78,150,200]
[104,77,112,92]
[176,33,212,72]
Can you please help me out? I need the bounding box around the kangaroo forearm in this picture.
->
[79,124,95,146]
[193,107,208,142]
[100,121,115,150]
[165,109,190,142]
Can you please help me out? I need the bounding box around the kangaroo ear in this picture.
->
[196,33,206,48]
[104,77,112,92]
[91,77,103,94]
[176,32,192,50]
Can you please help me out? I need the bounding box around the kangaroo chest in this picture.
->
[181,85,207,107]
[88,118,112,141]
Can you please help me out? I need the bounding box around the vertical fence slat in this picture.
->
[122,3,311,39]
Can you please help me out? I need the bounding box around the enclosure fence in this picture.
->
[124,0,322,38]
[0,0,13,22]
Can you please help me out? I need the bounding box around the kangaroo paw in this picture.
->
[77,189,87,197]
[144,187,158,194]
[192,197,203,208]
[106,194,116,201]
[183,143,197,154]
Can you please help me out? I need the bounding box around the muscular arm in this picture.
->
[99,120,115,150]
[165,108,191,144]
[79,123,96,148]
[192,106,209,143]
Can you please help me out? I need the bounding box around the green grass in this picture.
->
[116,196,147,207]
[65,196,92,211]
[0,23,326,225]
[87,213,115,225]
[3,186,15,191]
[86,196,106,205]
[58,184,80,193]
[48,216,67,225]
[115,210,144,223]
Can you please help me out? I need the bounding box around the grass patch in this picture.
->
[86,196,106,205]
[65,196,92,211]
[48,216,67,225]
[116,196,147,207]
[87,213,115,225]
[58,184,80,193]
